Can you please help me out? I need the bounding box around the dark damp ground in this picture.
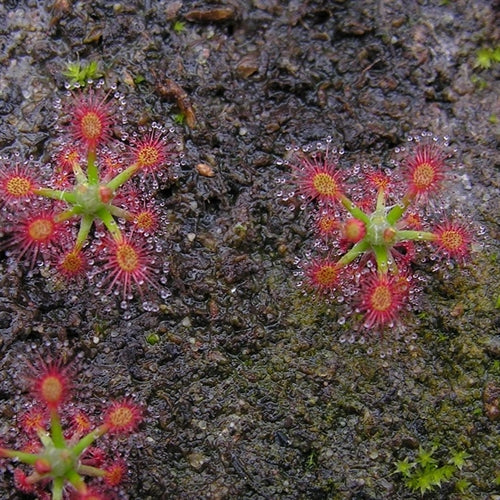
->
[0,1,499,499]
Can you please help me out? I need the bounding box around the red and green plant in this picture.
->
[0,83,177,307]
[283,134,471,331]
[0,359,142,499]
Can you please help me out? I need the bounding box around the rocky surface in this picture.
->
[0,1,499,499]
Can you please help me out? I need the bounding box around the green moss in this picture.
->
[394,445,470,496]
[133,74,146,85]
[172,20,186,34]
[173,112,186,125]
[146,332,160,345]
[475,47,500,70]
[305,449,318,469]
[63,60,103,88]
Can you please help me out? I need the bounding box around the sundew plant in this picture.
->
[0,359,142,499]
[280,133,472,335]
[0,82,180,312]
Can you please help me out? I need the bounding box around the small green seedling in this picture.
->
[475,47,500,70]
[63,61,103,88]
[394,446,470,496]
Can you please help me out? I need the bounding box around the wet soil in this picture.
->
[0,1,499,499]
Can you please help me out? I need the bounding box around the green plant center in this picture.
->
[75,183,112,214]
[42,446,77,478]
[366,212,394,246]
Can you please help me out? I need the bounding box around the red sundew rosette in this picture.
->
[31,360,71,411]
[98,233,159,300]
[99,399,143,435]
[70,92,114,151]
[8,209,63,268]
[0,162,40,205]
[358,272,410,329]
[404,143,446,202]
[293,153,345,207]
[431,220,471,261]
